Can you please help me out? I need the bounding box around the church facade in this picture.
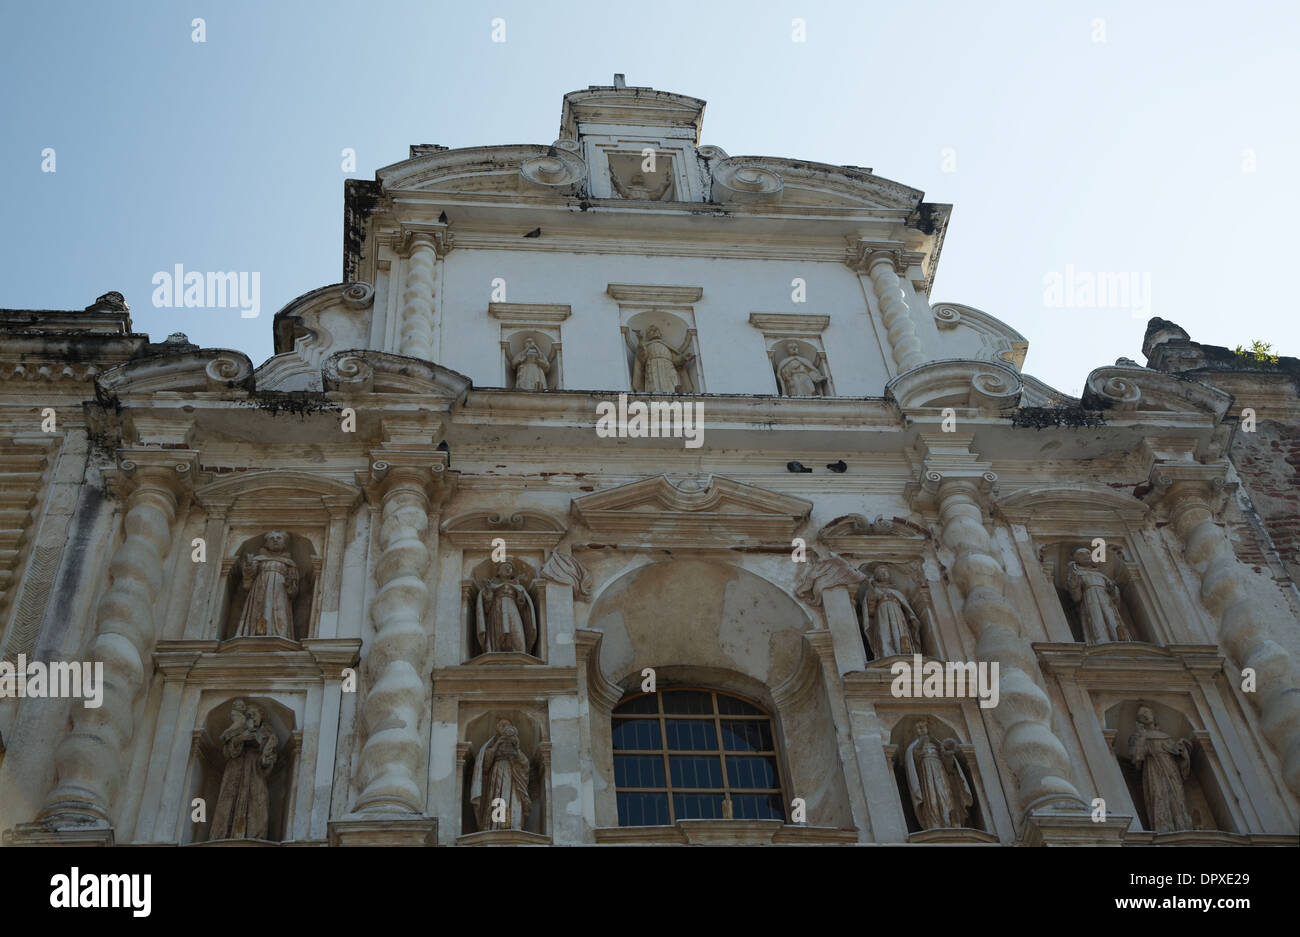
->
[1,80,1297,846]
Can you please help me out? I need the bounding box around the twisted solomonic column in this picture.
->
[924,470,1086,817]
[354,452,453,814]
[40,450,197,826]
[863,251,925,373]
[396,232,440,362]
[1152,467,1300,796]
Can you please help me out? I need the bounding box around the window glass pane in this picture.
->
[720,719,773,752]
[673,793,725,820]
[660,690,714,714]
[618,792,670,826]
[669,755,724,789]
[615,755,666,788]
[664,719,717,751]
[731,793,785,820]
[726,755,778,789]
[612,718,661,751]
[715,695,764,716]
[614,694,660,715]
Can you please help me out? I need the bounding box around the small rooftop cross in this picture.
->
[613,73,626,88]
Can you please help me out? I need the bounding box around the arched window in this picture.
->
[612,688,786,826]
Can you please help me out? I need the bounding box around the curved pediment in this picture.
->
[571,474,811,547]
[322,350,471,400]
[272,282,372,358]
[997,483,1150,526]
[1082,365,1232,419]
[195,470,361,521]
[377,145,580,196]
[97,349,255,396]
[439,509,567,548]
[711,156,922,211]
[930,302,1028,369]
[887,358,1023,411]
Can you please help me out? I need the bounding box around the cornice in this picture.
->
[747,312,831,334]
[606,284,703,306]
[487,302,572,324]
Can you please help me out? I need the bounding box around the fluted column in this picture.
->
[396,233,439,362]
[40,449,197,826]
[354,451,452,814]
[1154,468,1300,796]
[926,470,1086,816]
[864,251,924,372]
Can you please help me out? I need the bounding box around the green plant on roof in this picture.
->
[1233,340,1280,366]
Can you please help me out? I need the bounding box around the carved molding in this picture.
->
[440,509,567,548]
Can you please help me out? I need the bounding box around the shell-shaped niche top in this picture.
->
[711,156,783,204]
[520,142,587,191]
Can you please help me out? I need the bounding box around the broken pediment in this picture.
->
[815,514,930,557]
[570,474,811,547]
[439,509,567,549]
[711,157,922,211]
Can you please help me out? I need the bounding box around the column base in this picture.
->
[327,816,438,846]
[4,820,116,846]
[1020,811,1131,846]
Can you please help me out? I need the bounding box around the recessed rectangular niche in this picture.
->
[748,313,834,396]
[607,284,705,393]
[489,303,570,391]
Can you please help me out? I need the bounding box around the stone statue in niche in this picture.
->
[474,561,538,655]
[860,566,921,659]
[776,342,827,396]
[234,530,299,640]
[470,719,532,831]
[510,337,554,391]
[1128,704,1194,832]
[905,719,973,830]
[627,325,695,394]
[211,700,278,840]
[1066,548,1130,644]
[610,167,673,201]
[794,552,865,607]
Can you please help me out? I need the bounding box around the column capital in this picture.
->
[1142,461,1233,518]
[845,240,927,275]
[906,465,998,512]
[359,449,457,508]
[105,447,200,502]
[388,222,453,259]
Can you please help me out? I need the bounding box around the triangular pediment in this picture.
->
[571,474,811,547]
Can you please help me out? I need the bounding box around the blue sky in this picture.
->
[3,0,1297,395]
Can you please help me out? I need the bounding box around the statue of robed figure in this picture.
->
[210,699,279,840]
[510,337,554,391]
[474,561,538,655]
[1128,704,1194,832]
[470,719,532,831]
[905,719,973,830]
[860,566,921,659]
[1066,547,1130,644]
[627,325,695,394]
[234,530,299,639]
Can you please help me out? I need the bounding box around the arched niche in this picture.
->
[622,310,701,393]
[1039,540,1149,644]
[501,329,561,390]
[887,714,987,835]
[463,556,544,661]
[185,695,298,845]
[220,531,317,642]
[854,560,938,662]
[461,709,547,836]
[769,337,833,397]
[1103,700,1230,833]
[586,558,852,829]
[194,470,360,643]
